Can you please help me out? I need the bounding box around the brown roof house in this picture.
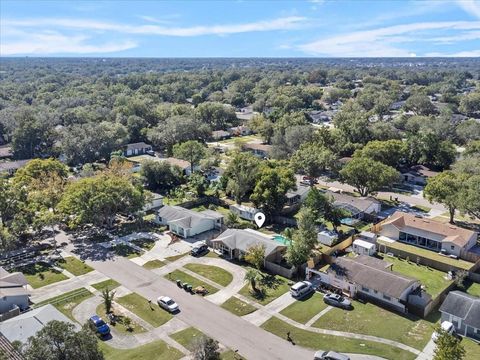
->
[242,143,272,158]
[307,255,422,313]
[378,211,478,258]
[401,165,438,186]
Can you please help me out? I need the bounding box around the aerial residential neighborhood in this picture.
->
[1,1,480,360]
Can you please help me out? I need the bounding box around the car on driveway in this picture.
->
[191,243,209,257]
[89,315,110,336]
[157,296,179,313]
[314,350,350,360]
[431,321,454,341]
[323,293,352,309]
[290,281,313,298]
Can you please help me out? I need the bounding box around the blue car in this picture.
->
[89,315,110,336]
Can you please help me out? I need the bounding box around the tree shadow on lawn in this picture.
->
[259,274,283,290]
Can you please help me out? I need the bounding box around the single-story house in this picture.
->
[0,146,13,159]
[242,143,271,158]
[285,184,310,206]
[211,228,287,265]
[326,191,381,221]
[0,304,80,344]
[143,192,164,212]
[229,125,252,136]
[306,110,335,124]
[0,160,30,175]
[229,204,259,221]
[236,106,256,121]
[0,267,29,316]
[127,155,197,176]
[156,205,223,238]
[317,230,339,247]
[401,165,438,186]
[352,239,376,256]
[378,211,478,257]
[124,142,153,157]
[211,130,231,141]
[439,291,480,341]
[161,157,198,176]
[307,255,422,313]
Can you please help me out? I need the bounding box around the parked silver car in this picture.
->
[314,350,350,360]
[323,293,352,309]
[157,296,179,313]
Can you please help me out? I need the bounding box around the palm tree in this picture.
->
[225,212,240,228]
[244,268,262,293]
[101,287,116,314]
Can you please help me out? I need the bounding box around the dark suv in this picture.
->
[191,244,209,257]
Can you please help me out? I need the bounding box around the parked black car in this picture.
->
[191,244,209,257]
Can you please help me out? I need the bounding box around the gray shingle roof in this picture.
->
[125,142,151,151]
[211,229,286,257]
[326,191,379,214]
[440,291,480,329]
[330,255,419,298]
[158,205,223,230]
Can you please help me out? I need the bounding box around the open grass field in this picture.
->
[312,300,438,350]
[280,292,329,324]
[221,296,257,316]
[261,317,416,360]
[99,340,183,360]
[183,263,233,287]
[165,269,219,295]
[116,292,172,327]
[35,287,94,321]
[57,256,93,276]
[91,279,120,292]
[143,259,166,269]
[238,274,290,306]
[20,263,69,288]
[378,255,452,297]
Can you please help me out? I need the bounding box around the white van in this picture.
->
[431,321,454,341]
[290,281,313,298]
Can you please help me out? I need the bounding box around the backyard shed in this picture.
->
[353,239,376,256]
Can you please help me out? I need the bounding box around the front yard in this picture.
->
[378,255,452,297]
[96,302,146,334]
[183,263,233,287]
[116,292,172,327]
[261,317,416,360]
[165,269,219,295]
[170,327,205,350]
[35,287,93,321]
[238,274,290,306]
[99,339,183,360]
[312,300,438,350]
[221,296,257,316]
[20,263,69,288]
[57,256,93,276]
[91,279,120,292]
[143,259,166,269]
[280,292,329,324]
[463,337,480,360]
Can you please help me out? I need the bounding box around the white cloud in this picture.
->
[4,16,307,37]
[425,49,480,56]
[298,21,480,56]
[1,31,137,55]
[457,0,480,18]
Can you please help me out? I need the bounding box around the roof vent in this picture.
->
[414,215,423,219]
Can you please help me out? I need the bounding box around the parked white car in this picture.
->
[431,321,454,341]
[290,281,313,298]
[157,296,179,313]
[314,350,350,360]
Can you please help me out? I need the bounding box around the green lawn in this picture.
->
[131,238,156,251]
[312,300,437,350]
[221,296,257,317]
[164,270,219,295]
[114,244,141,259]
[165,252,190,262]
[35,287,93,321]
[20,263,69,289]
[280,292,329,324]
[170,327,205,350]
[57,256,94,276]
[378,255,452,297]
[261,317,416,360]
[99,340,183,360]
[96,303,146,334]
[91,279,120,292]
[183,263,233,287]
[221,350,246,360]
[411,205,431,213]
[377,239,475,271]
[465,281,480,297]
[116,292,172,327]
[143,259,166,270]
[463,337,480,360]
[238,274,290,305]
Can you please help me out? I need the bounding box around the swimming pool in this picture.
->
[272,234,290,245]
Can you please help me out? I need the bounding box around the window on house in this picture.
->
[383,295,391,301]
[361,287,369,292]
[451,245,454,250]
[373,290,378,294]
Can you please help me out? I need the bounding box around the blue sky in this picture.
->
[1,0,480,57]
